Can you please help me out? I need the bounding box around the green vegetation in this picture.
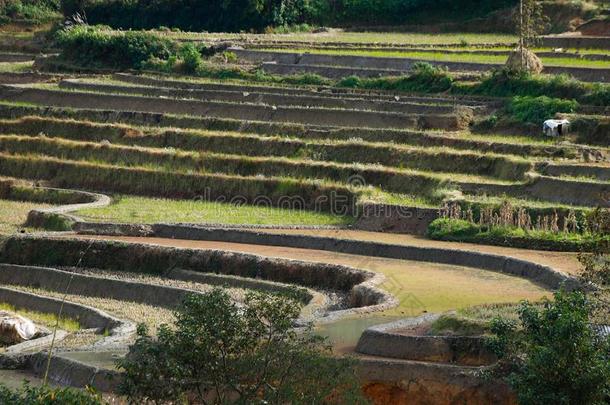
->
[488,289,610,405]
[0,383,104,405]
[467,68,610,106]
[0,302,80,331]
[61,0,518,32]
[52,26,609,108]
[338,62,453,93]
[118,289,365,403]
[76,195,355,226]
[507,95,578,124]
[55,25,175,69]
[0,0,60,24]
[428,217,609,252]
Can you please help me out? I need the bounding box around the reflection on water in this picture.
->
[316,314,405,352]
[58,350,127,370]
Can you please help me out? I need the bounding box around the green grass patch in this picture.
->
[0,302,80,332]
[76,195,355,226]
[428,218,609,252]
[428,302,545,335]
[507,96,579,124]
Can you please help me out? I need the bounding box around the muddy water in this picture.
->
[74,235,549,348]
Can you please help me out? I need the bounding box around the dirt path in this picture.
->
[250,228,582,275]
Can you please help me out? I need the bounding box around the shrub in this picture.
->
[488,289,610,405]
[337,62,453,93]
[507,95,578,124]
[0,383,105,404]
[55,25,175,69]
[427,218,480,239]
[118,289,366,404]
[178,43,202,73]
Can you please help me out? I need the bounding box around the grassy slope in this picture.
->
[76,195,356,226]
[0,199,51,234]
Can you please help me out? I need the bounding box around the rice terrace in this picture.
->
[0,0,608,404]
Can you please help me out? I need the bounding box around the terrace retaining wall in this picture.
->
[70,223,577,291]
[114,73,491,106]
[233,49,610,82]
[541,35,610,50]
[541,163,610,181]
[59,79,462,115]
[0,286,121,331]
[0,263,200,309]
[0,108,590,160]
[356,316,496,366]
[0,85,465,130]
[0,235,395,316]
[355,204,439,235]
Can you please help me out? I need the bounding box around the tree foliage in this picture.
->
[118,288,366,404]
[60,0,517,32]
[579,208,610,325]
[488,289,610,405]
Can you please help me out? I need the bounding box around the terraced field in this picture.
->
[0,27,607,401]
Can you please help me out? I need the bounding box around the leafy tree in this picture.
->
[579,207,610,325]
[488,289,610,405]
[118,288,366,404]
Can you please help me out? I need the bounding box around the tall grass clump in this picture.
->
[338,62,453,93]
[55,24,176,69]
[507,96,578,124]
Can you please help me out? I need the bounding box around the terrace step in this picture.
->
[59,79,473,115]
[114,73,494,107]
[1,120,531,181]
[0,84,470,131]
[0,52,35,63]
[460,175,610,207]
[0,152,360,213]
[541,35,610,50]
[540,162,610,182]
[233,49,610,82]
[0,110,601,162]
[245,43,610,62]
